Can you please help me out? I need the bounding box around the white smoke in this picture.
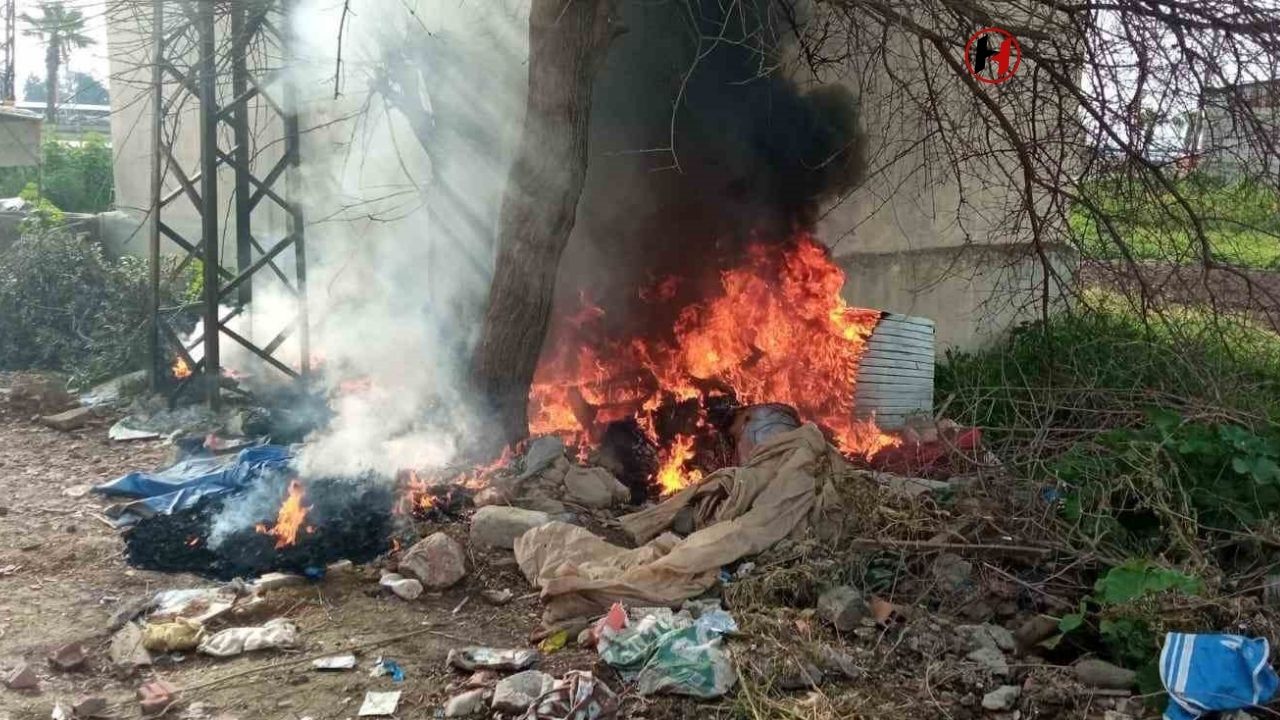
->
[233,0,530,476]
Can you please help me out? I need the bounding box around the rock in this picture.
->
[1014,615,1059,651]
[40,406,91,432]
[8,375,75,413]
[817,586,869,632]
[932,553,974,589]
[108,595,153,631]
[957,624,1017,653]
[518,437,567,480]
[966,646,1009,676]
[491,670,553,714]
[513,496,566,514]
[3,663,38,689]
[400,532,467,589]
[464,670,499,688]
[563,466,629,508]
[1073,659,1136,689]
[473,487,510,508]
[379,573,423,600]
[814,645,862,680]
[48,642,87,671]
[72,696,108,718]
[981,685,1020,711]
[577,627,594,649]
[110,622,153,670]
[481,588,513,606]
[138,679,179,715]
[469,506,552,549]
[444,688,490,717]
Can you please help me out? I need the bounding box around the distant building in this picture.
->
[0,106,42,167]
[1183,79,1280,179]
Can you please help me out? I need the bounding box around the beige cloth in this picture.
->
[515,424,844,622]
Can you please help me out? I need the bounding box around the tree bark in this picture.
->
[470,0,618,449]
[45,46,58,123]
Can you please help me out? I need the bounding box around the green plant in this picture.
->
[0,133,114,213]
[0,223,177,385]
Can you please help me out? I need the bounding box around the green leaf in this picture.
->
[1058,612,1085,633]
[1093,560,1202,605]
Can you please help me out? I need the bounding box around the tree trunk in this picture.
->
[45,46,58,123]
[470,0,617,450]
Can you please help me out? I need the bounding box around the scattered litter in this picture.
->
[525,671,618,720]
[0,563,20,576]
[481,588,514,606]
[108,420,161,442]
[48,642,87,671]
[62,484,92,498]
[379,572,423,600]
[539,629,569,654]
[369,658,405,683]
[447,647,539,672]
[252,572,306,592]
[150,587,237,624]
[4,662,38,689]
[111,622,154,669]
[1160,633,1279,720]
[51,703,69,720]
[493,670,554,713]
[598,609,737,698]
[357,690,401,717]
[444,688,490,717]
[197,618,299,657]
[312,654,357,671]
[137,679,179,715]
[143,618,205,652]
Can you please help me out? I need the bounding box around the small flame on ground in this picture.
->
[256,479,312,549]
[655,434,703,496]
[172,356,192,380]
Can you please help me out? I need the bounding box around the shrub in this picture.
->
[0,132,114,213]
[0,228,151,385]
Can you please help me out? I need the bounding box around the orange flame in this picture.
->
[530,233,899,494]
[655,434,703,496]
[396,447,515,516]
[172,356,192,380]
[256,479,311,549]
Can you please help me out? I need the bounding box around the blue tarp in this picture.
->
[94,445,292,523]
[1160,632,1279,720]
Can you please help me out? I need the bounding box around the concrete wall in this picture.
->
[0,111,42,168]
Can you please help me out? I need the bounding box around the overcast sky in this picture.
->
[14,0,110,100]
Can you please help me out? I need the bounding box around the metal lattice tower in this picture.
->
[148,0,309,408]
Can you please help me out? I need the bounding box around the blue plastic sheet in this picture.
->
[94,445,292,524]
[1160,632,1279,720]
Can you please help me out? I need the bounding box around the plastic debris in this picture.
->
[525,671,618,720]
[379,572,423,600]
[539,629,569,654]
[143,618,205,652]
[446,647,539,672]
[357,690,401,717]
[1160,633,1279,720]
[312,654,357,671]
[197,618,299,657]
[150,587,236,624]
[598,609,736,698]
[370,658,405,683]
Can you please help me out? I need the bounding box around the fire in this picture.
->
[172,356,192,380]
[396,447,514,516]
[256,479,312,549]
[655,434,703,496]
[530,233,899,493]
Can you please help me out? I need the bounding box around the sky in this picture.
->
[13,0,110,100]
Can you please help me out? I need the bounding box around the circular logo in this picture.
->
[964,27,1021,85]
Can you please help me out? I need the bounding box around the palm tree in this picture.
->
[20,1,95,122]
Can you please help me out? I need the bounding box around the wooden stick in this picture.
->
[848,538,1052,556]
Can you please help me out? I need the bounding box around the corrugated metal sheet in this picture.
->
[853,313,935,429]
